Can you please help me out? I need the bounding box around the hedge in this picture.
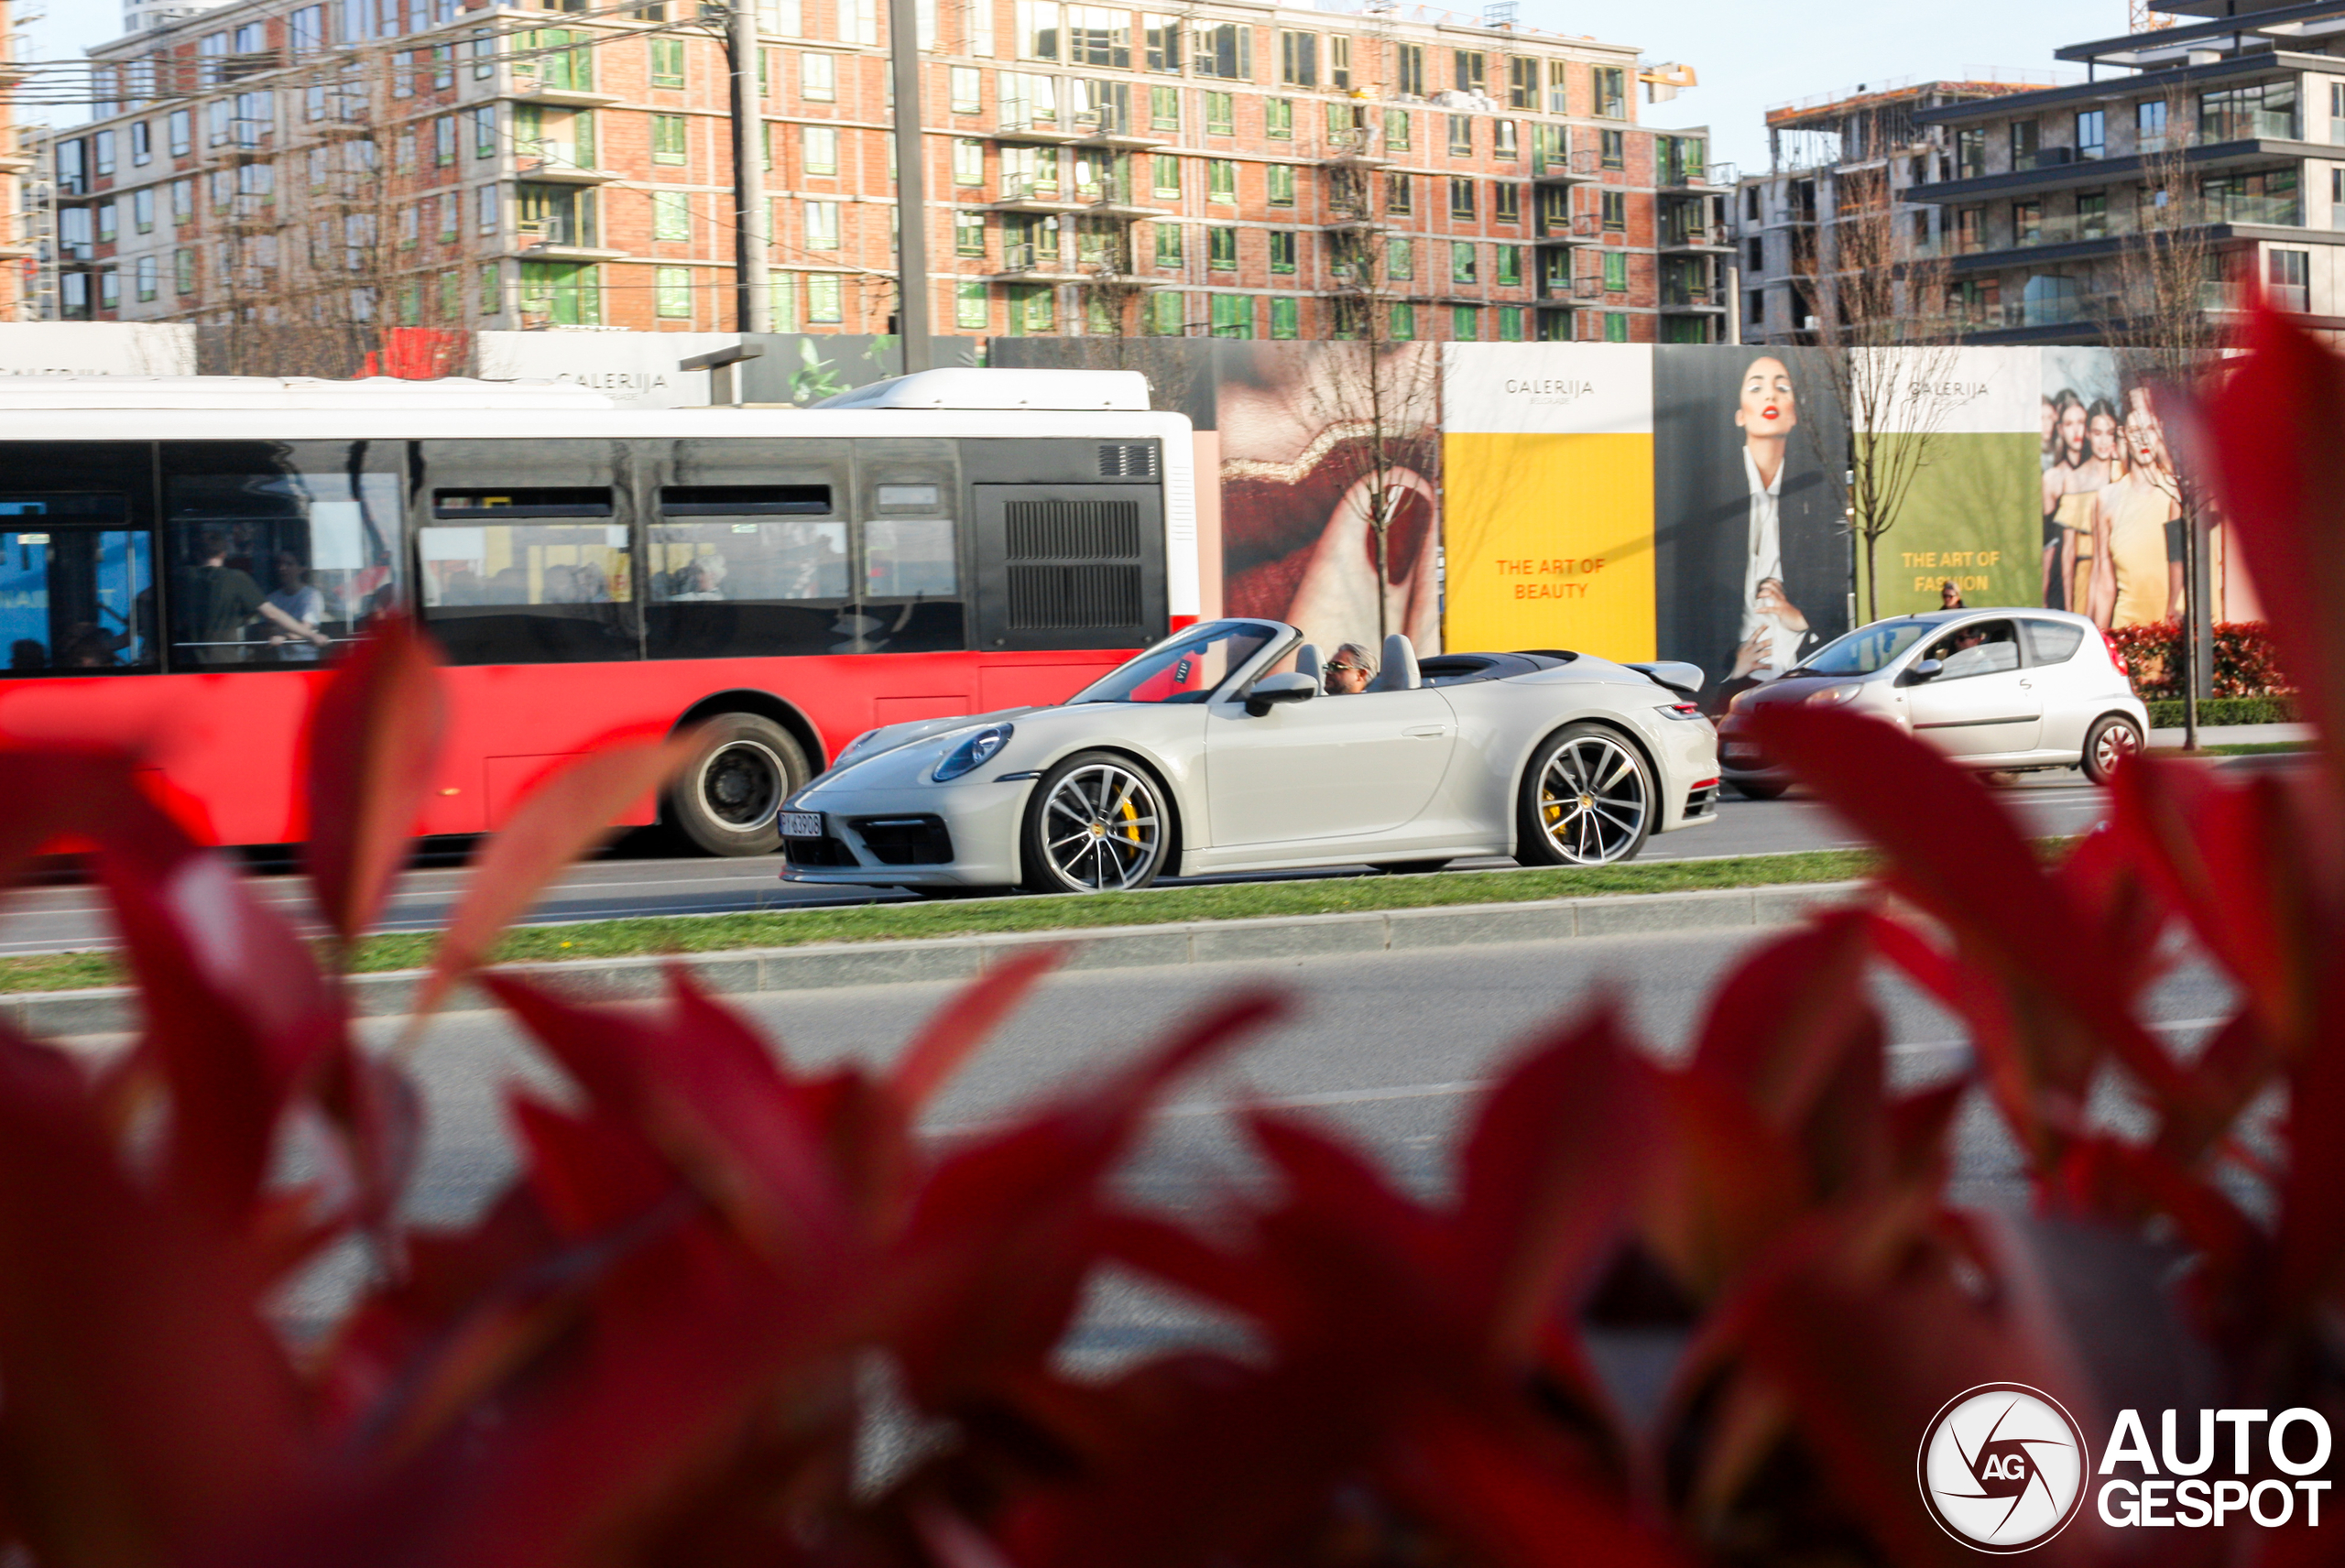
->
[2143,694,2297,728]
[2109,620,2291,700]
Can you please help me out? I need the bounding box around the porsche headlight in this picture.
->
[932,723,1014,782]
[1805,683,1864,707]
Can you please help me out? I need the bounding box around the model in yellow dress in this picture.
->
[2088,393,2184,629]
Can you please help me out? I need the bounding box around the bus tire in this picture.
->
[668,713,806,857]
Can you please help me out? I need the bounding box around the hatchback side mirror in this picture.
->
[1244,671,1319,717]
[1908,658,1944,681]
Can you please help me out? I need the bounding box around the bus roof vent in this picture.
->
[811,368,1151,412]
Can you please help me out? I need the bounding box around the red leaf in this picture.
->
[417,735,700,1018]
[891,946,1063,1113]
[301,613,447,948]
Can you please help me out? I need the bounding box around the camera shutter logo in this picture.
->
[1918,1384,2090,1552]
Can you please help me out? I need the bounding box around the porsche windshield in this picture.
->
[1794,619,1930,677]
[1069,622,1277,704]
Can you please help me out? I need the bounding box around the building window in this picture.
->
[1191,21,1250,79]
[1506,56,1536,110]
[1389,301,1414,340]
[474,105,497,158]
[954,209,986,256]
[1151,154,1182,198]
[133,188,154,234]
[1497,304,1523,339]
[2270,246,2310,311]
[1494,119,1517,159]
[1449,177,1475,219]
[2010,119,2041,172]
[168,110,191,158]
[1205,91,1235,136]
[803,124,839,175]
[1207,224,1238,268]
[1016,0,1058,59]
[2201,166,2298,224]
[1495,244,1520,286]
[1206,293,1249,338]
[1451,241,1476,283]
[954,280,988,330]
[1602,248,1628,291]
[1267,163,1295,205]
[1593,65,1625,118]
[2135,97,2168,152]
[1331,35,1352,90]
[1143,13,1180,72]
[2013,199,2042,244]
[175,249,196,294]
[1269,229,1296,272]
[96,201,118,245]
[135,255,158,302]
[804,199,841,248]
[801,52,836,101]
[1266,98,1293,138]
[1447,304,1475,339]
[1069,5,1132,68]
[1955,205,1982,253]
[803,273,842,323]
[477,185,501,232]
[1447,114,1473,157]
[1151,85,1180,129]
[1145,289,1183,333]
[1494,183,1521,224]
[954,138,986,186]
[171,180,192,225]
[1007,282,1053,333]
[1601,189,1626,231]
[1454,49,1485,94]
[1957,126,1985,180]
[656,266,693,317]
[1387,236,1412,279]
[1207,158,1237,202]
[649,36,686,88]
[1281,30,1317,86]
[947,65,981,114]
[2076,108,2105,161]
[1397,43,1424,97]
[2078,189,2108,240]
[1386,172,1412,214]
[652,114,689,165]
[2333,83,2345,145]
[1270,296,1300,337]
[1602,311,1629,342]
[1153,222,1183,265]
[652,189,691,240]
[436,114,457,166]
[1600,128,1624,169]
[1384,108,1412,151]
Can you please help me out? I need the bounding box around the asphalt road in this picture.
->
[284,927,2237,1367]
[0,773,2119,957]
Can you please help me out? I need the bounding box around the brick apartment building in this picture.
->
[40,0,1729,344]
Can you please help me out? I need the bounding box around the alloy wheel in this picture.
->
[1039,762,1165,890]
[1536,735,1650,865]
[2093,721,2142,778]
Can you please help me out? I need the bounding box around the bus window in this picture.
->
[418,517,636,665]
[855,441,963,654]
[646,504,848,660]
[160,442,402,670]
[0,493,155,674]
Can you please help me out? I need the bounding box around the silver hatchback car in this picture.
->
[1716,608,2150,800]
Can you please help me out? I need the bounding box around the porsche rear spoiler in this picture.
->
[1626,661,1705,701]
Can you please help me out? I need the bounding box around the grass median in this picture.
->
[0,849,1883,996]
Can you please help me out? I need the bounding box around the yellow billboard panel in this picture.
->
[1442,432,1655,660]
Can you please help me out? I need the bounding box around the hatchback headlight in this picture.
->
[933,723,1014,782]
[1805,682,1864,706]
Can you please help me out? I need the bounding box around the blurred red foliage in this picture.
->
[2108,621,2291,700]
[0,309,2340,1568]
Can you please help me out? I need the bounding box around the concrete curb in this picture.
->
[4,879,1871,1038]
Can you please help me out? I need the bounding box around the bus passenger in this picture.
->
[266,552,328,661]
[178,531,265,665]
[671,554,727,601]
[9,639,44,671]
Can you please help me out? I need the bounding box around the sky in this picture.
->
[22,0,2119,169]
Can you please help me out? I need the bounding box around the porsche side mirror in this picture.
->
[1908,659,1944,681]
[1244,671,1319,717]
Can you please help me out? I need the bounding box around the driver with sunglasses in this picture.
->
[1324,641,1375,695]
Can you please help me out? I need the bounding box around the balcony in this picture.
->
[1658,222,1733,251]
[1660,280,1725,310]
[505,72,622,109]
[1080,180,1165,220]
[515,143,621,184]
[984,242,1088,282]
[987,177,1087,214]
[1530,147,1598,184]
[1533,212,1605,245]
[1325,133,1390,168]
[1072,111,1165,150]
[993,118,1086,145]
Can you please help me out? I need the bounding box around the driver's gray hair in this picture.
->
[1331,640,1378,672]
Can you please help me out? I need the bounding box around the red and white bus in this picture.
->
[0,368,1199,855]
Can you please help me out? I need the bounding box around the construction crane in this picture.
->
[2128,0,2176,32]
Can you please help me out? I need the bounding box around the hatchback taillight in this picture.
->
[2100,629,2129,676]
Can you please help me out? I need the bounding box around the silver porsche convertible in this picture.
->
[778,618,1719,894]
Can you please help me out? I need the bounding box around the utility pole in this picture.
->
[729,0,771,333]
[886,0,932,371]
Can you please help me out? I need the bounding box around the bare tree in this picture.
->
[1303,173,1439,648]
[2099,80,2232,747]
[1795,121,1969,622]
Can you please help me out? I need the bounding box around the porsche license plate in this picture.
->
[780,811,824,840]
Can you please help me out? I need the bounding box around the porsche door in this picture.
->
[1202,687,1457,847]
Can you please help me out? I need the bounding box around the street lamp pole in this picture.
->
[885,0,932,371]
[729,0,771,333]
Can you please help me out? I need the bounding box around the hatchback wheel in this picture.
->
[2082,714,2143,784]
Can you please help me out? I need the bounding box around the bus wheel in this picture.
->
[669,713,806,856]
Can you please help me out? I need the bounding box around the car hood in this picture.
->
[1724,674,1851,716]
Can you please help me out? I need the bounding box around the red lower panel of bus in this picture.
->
[0,649,1129,847]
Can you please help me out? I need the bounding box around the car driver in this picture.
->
[1325,642,1375,695]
